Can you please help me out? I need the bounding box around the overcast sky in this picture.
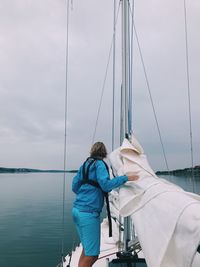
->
[0,0,199,171]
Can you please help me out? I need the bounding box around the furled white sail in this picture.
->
[109,135,200,267]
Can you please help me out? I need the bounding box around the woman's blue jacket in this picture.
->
[72,159,128,213]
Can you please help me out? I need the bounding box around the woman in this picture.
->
[72,142,139,267]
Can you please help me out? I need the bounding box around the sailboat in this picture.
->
[59,1,200,267]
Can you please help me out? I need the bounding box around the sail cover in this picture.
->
[109,136,200,267]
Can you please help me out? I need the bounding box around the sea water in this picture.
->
[0,173,76,267]
[0,172,199,267]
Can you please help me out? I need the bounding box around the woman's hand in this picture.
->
[127,174,139,181]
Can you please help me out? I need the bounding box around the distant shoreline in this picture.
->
[1,166,200,176]
[0,167,77,174]
[156,166,200,176]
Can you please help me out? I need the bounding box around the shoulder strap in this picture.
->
[91,157,110,176]
[82,157,95,181]
[82,157,109,180]
[101,159,110,176]
[81,158,100,188]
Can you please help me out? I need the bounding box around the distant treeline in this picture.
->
[0,167,77,173]
[1,166,200,176]
[156,165,200,176]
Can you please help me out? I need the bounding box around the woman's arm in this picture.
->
[96,161,138,192]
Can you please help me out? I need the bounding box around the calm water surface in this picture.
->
[0,172,200,267]
[0,173,77,267]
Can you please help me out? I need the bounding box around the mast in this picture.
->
[120,0,132,144]
[121,0,133,253]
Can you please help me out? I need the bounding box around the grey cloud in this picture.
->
[0,0,199,171]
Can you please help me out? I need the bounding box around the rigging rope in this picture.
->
[61,0,70,265]
[129,0,135,134]
[128,2,170,173]
[71,0,73,10]
[92,0,121,145]
[183,0,195,192]
[112,0,117,151]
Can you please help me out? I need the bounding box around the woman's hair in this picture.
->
[90,142,107,159]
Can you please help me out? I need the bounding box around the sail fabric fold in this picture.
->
[109,136,200,267]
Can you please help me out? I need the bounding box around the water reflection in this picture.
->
[0,173,199,267]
